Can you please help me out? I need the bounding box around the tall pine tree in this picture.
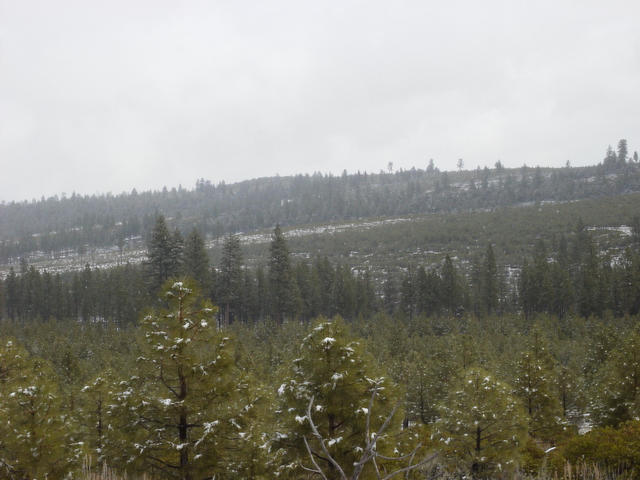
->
[105,281,243,478]
[146,215,182,294]
[182,228,210,291]
[268,225,299,323]
[218,233,243,326]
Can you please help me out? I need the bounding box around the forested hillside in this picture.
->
[2,144,640,478]
[3,203,640,328]
[1,140,639,264]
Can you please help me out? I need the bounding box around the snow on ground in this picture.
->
[0,218,413,279]
[206,217,413,249]
[587,225,633,236]
[0,244,148,280]
[1,218,632,280]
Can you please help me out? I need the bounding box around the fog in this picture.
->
[1,0,639,201]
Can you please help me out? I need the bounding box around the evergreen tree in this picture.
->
[268,225,299,322]
[556,362,581,420]
[333,264,356,319]
[617,139,628,165]
[182,228,210,290]
[519,241,553,318]
[577,241,602,317]
[218,233,243,326]
[80,263,95,321]
[399,267,416,319]
[146,215,182,294]
[105,281,244,478]
[558,234,570,268]
[294,262,315,320]
[436,368,526,477]
[169,228,184,274]
[405,342,457,425]
[512,329,563,440]
[548,261,573,319]
[631,215,640,246]
[440,255,460,315]
[255,266,269,321]
[5,267,18,320]
[427,158,436,174]
[604,145,617,167]
[274,318,410,479]
[481,244,499,315]
[591,326,640,427]
[354,270,377,318]
[240,268,259,322]
[415,266,440,316]
[314,256,336,317]
[382,273,398,314]
[0,339,78,478]
[77,370,117,464]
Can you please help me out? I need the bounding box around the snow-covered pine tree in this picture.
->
[105,280,244,479]
[436,367,526,477]
[404,342,458,425]
[76,369,117,465]
[0,339,79,478]
[274,317,429,479]
[512,329,564,440]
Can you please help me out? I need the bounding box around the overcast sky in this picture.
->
[1,1,639,202]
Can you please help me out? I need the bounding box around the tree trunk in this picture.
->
[179,373,191,480]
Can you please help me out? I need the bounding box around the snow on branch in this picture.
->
[302,394,437,480]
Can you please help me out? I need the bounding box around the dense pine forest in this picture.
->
[2,145,640,479]
[1,140,639,264]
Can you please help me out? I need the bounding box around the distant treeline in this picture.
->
[2,215,640,326]
[1,140,639,261]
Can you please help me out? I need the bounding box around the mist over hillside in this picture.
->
[1,144,639,267]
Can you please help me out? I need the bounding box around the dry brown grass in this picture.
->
[81,457,152,480]
[551,462,635,480]
[78,458,634,480]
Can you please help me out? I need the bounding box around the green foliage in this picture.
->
[0,339,78,478]
[76,370,117,463]
[3,152,640,265]
[274,317,401,478]
[218,233,243,326]
[182,228,210,291]
[268,225,300,322]
[4,304,640,478]
[563,421,640,479]
[480,244,499,315]
[404,344,458,425]
[6,188,640,325]
[591,327,640,427]
[440,255,462,315]
[105,280,243,478]
[146,215,182,295]
[5,179,640,478]
[512,329,565,440]
[435,367,527,478]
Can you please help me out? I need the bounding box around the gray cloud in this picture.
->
[1,0,639,201]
